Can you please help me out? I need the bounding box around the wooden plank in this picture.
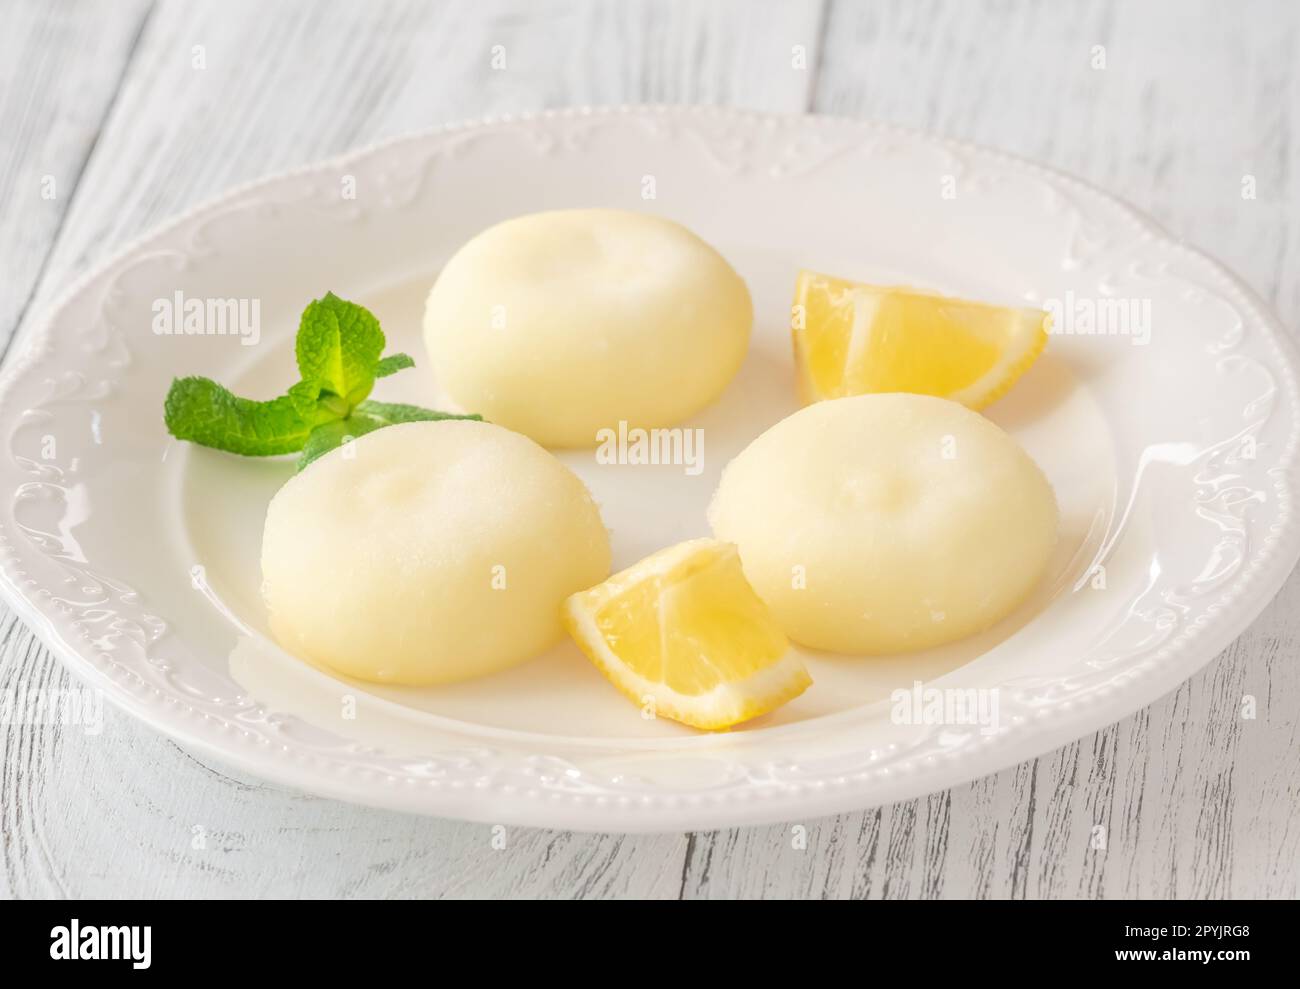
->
[0,0,153,352]
[674,0,1300,900]
[0,0,826,899]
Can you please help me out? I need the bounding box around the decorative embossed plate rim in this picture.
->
[1,105,1297,832]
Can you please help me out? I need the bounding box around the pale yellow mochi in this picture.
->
[709,394,1058,654]
[261,419,611,685]
[423,209,753,447]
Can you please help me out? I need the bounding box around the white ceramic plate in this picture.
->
[2,106,1296,832]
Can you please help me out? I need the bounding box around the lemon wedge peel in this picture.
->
[793,272,1050,410]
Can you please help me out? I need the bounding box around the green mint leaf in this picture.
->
[164,377,313,455]
[294,403,483,472]
[287,379,349,424]
[355,400,483,425]
[287,378,322,417]
[295,292,384,407]
[295,413,388,471]
[373,353,415,378]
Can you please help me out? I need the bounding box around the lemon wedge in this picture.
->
[793,271,1050,409]
[563,539,811,730]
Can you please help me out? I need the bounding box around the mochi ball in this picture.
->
[262,419,611,685]
[709,394,1058,654]
[424,209,752,447]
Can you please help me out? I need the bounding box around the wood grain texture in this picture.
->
[0,0,152,355]
[2,0,1297,899]
[0,0,823,901]
[678,0,1300,901]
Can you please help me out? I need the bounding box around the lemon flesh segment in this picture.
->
[564,539,811,730]
[793,271,1049,409]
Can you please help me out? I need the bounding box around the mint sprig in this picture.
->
[163,379,315,455]
[163,292,480,470]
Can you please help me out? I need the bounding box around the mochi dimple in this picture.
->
[422,209,753,448]
[709,393,1059,655]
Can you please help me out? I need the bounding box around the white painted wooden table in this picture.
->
[2,0,1297,899]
